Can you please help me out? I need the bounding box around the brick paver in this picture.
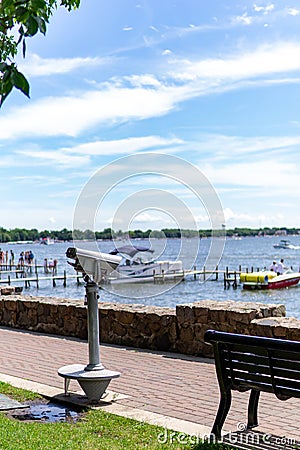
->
[0,326,299,441]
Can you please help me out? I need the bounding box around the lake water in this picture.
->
[2,235,300,319]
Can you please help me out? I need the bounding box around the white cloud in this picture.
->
[0,86,180,140]
[0,155,23,167]
[224,208,255,222]
[2,42,300,141]
[149,25,159,32]
[48,190,79,198]
[171,42,300,82]
[11,136,183,171]
[131,211,172,224]
[223,208,283,226]
[63,136,183,156]
[20,53,111,77]
[0,206,74,229]
[201,160,300,194]
[11,175,66,186]
[16,150,90,168]
[233,13,253,25]
[124,74,162,87]
[253,4,275,14]
[192,133,300,159]
[287,8,300,16]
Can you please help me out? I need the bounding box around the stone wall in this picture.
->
[0,294,300,356]
[175,300,286,356]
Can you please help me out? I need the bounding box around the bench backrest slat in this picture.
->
[273,367,300,380]
[223,352,300,380]
[272,357,300,371]
[225,351,270,366]
[227,351,300,370]
[229,360,270,374]
[225,368,300,394]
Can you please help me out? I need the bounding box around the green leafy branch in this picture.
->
[0,0,80,107]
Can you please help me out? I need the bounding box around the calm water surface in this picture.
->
[2,236,300,319]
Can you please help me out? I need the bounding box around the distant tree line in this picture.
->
[226,227,300,237]
[0,227,72,243]
[0,226,298,243]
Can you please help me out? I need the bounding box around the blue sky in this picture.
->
[1,0,300,231]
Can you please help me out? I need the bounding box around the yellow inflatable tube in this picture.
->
[240,271,277,283]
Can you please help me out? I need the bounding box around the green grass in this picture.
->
[0,382,238,450]
[0,382,42,403]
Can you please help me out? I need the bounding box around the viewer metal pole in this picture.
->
[85,278,104,371]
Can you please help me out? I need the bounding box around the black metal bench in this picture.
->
[204,330,300,440]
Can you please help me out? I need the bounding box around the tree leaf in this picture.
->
[31,0,48,9]
[15,6,29,18]
[22,39,26,58]
[11,69,30,97]
[0,81,13,107]
[0,63,7,72]
[35,16,47,34]
[25,16,39,37]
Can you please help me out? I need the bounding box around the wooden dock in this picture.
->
[0,269,82,289]
[153,264,264,288]
[0,260,83,289]
[5,272,83,289]
[0,261,264,290]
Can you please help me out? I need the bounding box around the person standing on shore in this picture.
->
[18,252,24,268]
[28,250,34,265]
[9,250,14,269]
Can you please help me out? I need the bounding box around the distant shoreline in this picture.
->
[0,226,299,244]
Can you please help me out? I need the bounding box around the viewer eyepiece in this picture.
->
[66,247,121,284]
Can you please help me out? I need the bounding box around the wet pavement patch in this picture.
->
[4,399,85,423]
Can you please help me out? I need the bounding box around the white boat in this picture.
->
[104,244,184,284]
[273,239,299,250]
[40,237,55,245]
[232,233,242,240]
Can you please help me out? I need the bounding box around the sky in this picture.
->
[1,0,300,232]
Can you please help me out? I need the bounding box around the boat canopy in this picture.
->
[109,245,154,258]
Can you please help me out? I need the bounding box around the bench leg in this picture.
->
[211,390,232,440]
[247,389,260,429]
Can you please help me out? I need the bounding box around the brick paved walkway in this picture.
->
[0,326,299,441]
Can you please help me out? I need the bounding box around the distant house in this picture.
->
[275,229,287,236]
